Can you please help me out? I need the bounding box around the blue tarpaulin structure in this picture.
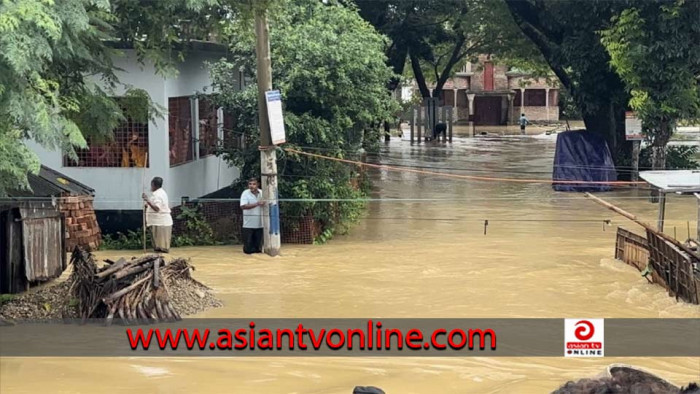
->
[552,130,617,192]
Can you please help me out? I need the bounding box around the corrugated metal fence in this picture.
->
[0,201,66,294]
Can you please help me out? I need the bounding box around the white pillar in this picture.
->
[520,88,525,110]
[508,93,515,125]
[453,89,458,116]
[695,193,700,242]
[545,88,551,121]
[467,93,476,137]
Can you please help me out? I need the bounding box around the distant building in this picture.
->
[27,42,243,234]
[416,55,560,125]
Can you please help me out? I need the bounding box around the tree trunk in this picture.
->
[651,146,666,171]
[650,119,672,170]
[580,97,630,163]
[582,100,616,150]
[410,52,431,98]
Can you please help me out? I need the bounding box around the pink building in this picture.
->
[420,56,560,125]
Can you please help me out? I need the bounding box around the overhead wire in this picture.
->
[283,148,647,186]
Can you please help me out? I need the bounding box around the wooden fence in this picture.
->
[0,202,67,294]
[615,227,699,304]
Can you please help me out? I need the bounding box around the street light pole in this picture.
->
[254,6,281,256]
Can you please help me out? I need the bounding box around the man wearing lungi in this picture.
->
[142,177,173,253]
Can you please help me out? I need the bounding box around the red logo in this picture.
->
[574,320,595,341]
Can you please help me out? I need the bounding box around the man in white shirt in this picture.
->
[240,177,265,254]
[142,177,173,253]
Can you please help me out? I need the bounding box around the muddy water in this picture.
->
[2,135,699,393]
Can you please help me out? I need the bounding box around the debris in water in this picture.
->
[353,387,385,394]
[0,247,222,322]
[552,365,699,394]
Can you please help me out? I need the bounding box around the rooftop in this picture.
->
[7,166,95,198]
[639,170,700,194]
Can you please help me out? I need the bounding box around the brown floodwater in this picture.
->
[2,134,699,393]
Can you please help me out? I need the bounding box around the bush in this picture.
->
[99,204,218,250]
[100,229,150,250]
[172,205,216,247]
[639,145,699,170]
[212,0,398,242]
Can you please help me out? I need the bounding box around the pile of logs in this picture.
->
[69,247,195,324]
[60,196,101,252]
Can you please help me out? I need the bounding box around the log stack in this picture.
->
[69,247,199,324]
[60,196,101,252]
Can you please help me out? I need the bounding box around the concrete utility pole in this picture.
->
[254,7,281,256]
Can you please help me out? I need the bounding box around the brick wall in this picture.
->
[513,106,560,122]
[440,77,469,90]
[508,76,555,90]
[494,64,509,91]
[60,195,101,251]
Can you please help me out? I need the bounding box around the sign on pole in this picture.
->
[265,90,286,145]
[625,111,643,141]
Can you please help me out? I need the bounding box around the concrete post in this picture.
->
[507,93,515,126]
[255,7,281,256]
[467,93,476,137]
[453,89,458,120]
[410,107,415,144]
[696,193,700,242]
[545,88,551,121]
[657,191,666,233]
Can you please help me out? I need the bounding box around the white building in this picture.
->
[28,43,241,232]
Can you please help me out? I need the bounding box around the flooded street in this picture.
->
[2,135,699,393]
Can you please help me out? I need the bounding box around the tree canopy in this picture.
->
[505,0,632,159]
[0,0,226,195]
[356,0,538,99]
[211,0,398,237]
[601,0,700,169]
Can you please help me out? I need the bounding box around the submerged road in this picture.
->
[2,134,698,393]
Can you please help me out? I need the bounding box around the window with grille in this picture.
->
[524,89,546,106]
[169,96,194,166]
[64,99,149,168]
[198,97,219,158]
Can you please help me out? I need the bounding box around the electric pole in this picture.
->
[255,6,281,256]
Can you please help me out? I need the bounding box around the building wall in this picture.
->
[29,50,240,212]
[513,106,560,122]
[416,60,561,123]
[164,51,239,206]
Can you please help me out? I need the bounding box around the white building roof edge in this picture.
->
[639,170,700,193]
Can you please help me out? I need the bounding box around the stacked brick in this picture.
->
[59,195,101,251]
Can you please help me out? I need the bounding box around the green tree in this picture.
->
[0,0,227,195]
[357,0,536,100]
[1,0,117,194]
[212,0,398,237]
[601,0,700,170]
[504,0,632,161]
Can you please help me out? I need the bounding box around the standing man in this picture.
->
[519,113,529,135]
[240,177,265,254]
[142,177,172,253]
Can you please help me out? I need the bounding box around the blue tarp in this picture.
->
[552,130,617,192]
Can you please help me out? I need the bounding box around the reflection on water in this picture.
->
[1,135,698,393]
